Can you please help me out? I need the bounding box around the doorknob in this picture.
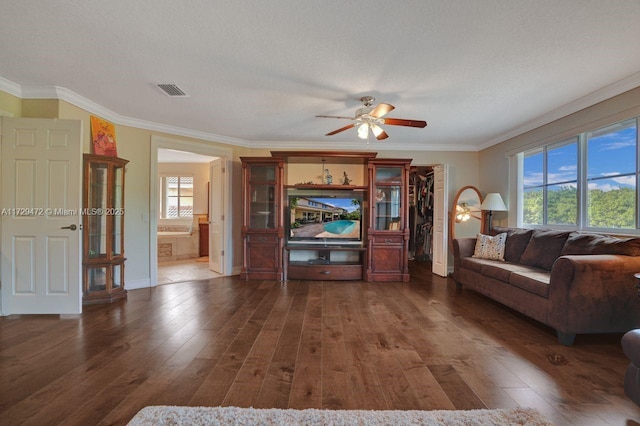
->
[61,224,77,231]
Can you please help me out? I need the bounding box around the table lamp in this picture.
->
[481,193,507,233]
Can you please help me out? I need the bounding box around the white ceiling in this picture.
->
[1,1,640,151]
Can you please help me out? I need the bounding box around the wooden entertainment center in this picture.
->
[240,151,411,282]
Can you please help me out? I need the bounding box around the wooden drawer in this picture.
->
[371,235,404,245]
[247,234,278,244]
[288,264,362,281]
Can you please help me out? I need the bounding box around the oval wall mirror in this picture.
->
[449,186,484,250]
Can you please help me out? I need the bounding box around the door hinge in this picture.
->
[221,250,224,256]
[222,167,225,173]
[221,215,224,221]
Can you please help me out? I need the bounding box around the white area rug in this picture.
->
[127,405,553,425]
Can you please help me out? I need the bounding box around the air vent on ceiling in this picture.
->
[155,83,189,97]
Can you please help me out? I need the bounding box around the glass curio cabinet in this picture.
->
[240,157,284,280]
[367,158,411,282]
[82,154,128,304]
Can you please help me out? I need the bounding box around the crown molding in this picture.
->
[0,75,22,97]
[117,115,251,147]
[478,71,640,151]
[4,79,252,148]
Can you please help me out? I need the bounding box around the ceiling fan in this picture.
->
[316,96,427,141]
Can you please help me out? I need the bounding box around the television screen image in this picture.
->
[288,195,363,243]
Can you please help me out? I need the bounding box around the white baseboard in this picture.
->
[231,266,242,276]
[127,278,153,290]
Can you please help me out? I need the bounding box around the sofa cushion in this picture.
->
[460,256,499,273]
[473,233,507,261]
[561,232,640,256]
[519,229,571,271]
[493,226,534,263]
[509,269,551,298]
[480,262,535,282]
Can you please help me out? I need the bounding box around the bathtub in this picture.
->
[158,229,199,261]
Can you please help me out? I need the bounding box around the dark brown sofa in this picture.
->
[453,227,640,345]
[622,329,640,406]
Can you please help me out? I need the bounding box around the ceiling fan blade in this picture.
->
[376,130,389,140]
[326,123,355,136]
[370,103,394,118]
[315,115,354,120]
[383,118,427,128]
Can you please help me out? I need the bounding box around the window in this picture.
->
[160,176,193,218]
[523,139,578,226]
[520,117,639,232]
[586,119,637,229]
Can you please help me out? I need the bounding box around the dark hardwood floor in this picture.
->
[1,261,639,425]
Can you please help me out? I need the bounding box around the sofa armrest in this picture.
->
[452,238,477,284]
[548,254,640,334]
[453,237,476,260]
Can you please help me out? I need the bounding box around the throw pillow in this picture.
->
[492,226,534,263]
[561,232,640,256]
[519,229,571,270]
[472,233,507,261]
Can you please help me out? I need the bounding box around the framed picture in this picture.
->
[90,115,118,157]
[389,221,400,231]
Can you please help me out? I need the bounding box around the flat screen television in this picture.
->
[287,190,364,245]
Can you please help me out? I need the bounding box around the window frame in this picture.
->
[159,174,194,219]
[522,137,579,229]
[519,117,640,234]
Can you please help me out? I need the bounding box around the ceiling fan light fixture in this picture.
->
[318,95,427,141]
[455,203,471,222]
[357,123,369,139]
[371,124,384,137]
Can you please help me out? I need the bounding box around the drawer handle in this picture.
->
[321,270,331,275]
[385,239,392,243]
[259,237,266,242]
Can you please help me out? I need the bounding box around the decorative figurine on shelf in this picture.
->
[342,171,352,185]
[324,169,332,185]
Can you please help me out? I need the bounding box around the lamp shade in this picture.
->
[357,123,369,139]
[481,193,507,211]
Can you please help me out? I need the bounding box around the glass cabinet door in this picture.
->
[375,167,403,185]
[249,183,276,229]
[113,263,123,290]
[248,164,277,230]
[87,266,108,293]
[374,167,403,231]
[112,165,124,256]
[88,162,108,258]
[250,164,276,181]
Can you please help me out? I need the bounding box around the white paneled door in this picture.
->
[432,164,449,277]
[1,118,82,315]
[208,158,224,274]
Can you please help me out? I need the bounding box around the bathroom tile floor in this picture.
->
[157,257,222,285]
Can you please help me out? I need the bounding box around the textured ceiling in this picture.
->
[1,1,640,151]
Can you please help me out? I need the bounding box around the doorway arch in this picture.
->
[150,135,233,286]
